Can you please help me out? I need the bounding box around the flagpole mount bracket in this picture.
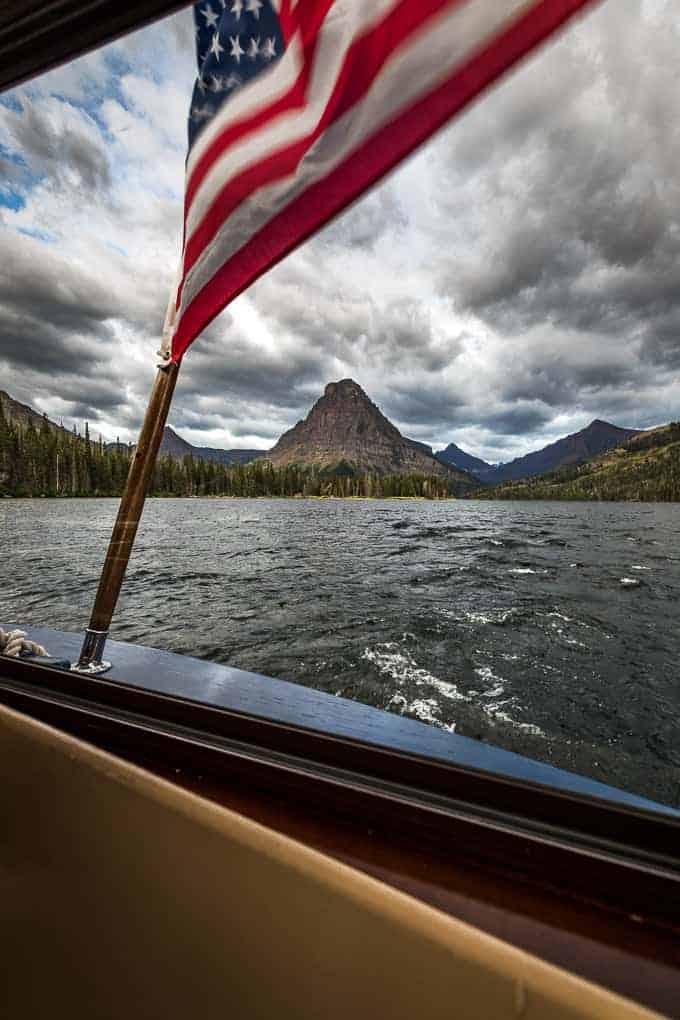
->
[71,628,112,675]
[71,658,112,676]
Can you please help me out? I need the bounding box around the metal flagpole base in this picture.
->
[71,628,112,675]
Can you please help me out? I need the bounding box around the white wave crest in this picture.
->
[439,606,519,627]
[362,643,546,739]
[362,643,467,703]
[488,709,545,736]
[389,693,455,731]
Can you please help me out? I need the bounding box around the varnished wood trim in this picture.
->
[0,0,190,94]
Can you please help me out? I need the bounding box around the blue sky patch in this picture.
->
[0,189,25,211]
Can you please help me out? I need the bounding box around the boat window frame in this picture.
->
[3,0,679,929]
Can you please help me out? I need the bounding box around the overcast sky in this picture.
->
[1,0,679,462]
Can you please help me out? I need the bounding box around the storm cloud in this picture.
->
[0,0,679,461]
[2,97,112,194]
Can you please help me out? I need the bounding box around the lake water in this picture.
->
[2,497,679,807]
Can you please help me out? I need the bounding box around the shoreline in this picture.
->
[3,493,679,503]
[0,493,458,502]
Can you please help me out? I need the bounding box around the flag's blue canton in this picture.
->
[189,1,285,151]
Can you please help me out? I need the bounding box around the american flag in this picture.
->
[163,0,597,363]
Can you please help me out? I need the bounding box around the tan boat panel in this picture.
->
[0,704,663,1020]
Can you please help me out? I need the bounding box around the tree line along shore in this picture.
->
[2,404,679,501]
[0,410,455,499]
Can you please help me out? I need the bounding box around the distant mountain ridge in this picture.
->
[438,419,639,484]
[489,419,640,483]
[436,442,495,479]
[260,379,475,491]
[159,426,264,465]
[478,422,680,501]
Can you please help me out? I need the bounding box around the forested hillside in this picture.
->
[0,405,457,499]
[0,406,133,497]
[476,423,680,501]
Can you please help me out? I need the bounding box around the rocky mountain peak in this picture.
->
[323,378,364,399]
[262,379,473,488]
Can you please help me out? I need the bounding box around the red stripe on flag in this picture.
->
[281,0,346,45]
[278,0,295,42]
[173,0,599,361]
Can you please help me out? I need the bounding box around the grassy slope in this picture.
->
[474,423,680,501]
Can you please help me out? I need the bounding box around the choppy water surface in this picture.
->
[2,497,679,806]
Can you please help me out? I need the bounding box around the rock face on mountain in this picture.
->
[159,426,264,465]
[262,379,472,485]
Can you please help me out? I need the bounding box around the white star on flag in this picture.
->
[262,36,276,60]
[247,36,260,60]
[229,35,244,63]
[190,104,212,121]
[231,0,244,19]
[210,32,224,59]
[201,3,219,29]
[246,0,263,20]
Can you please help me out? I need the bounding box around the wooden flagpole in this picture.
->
[74,360,180,673]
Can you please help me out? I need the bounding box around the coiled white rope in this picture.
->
[0,627,48,658]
